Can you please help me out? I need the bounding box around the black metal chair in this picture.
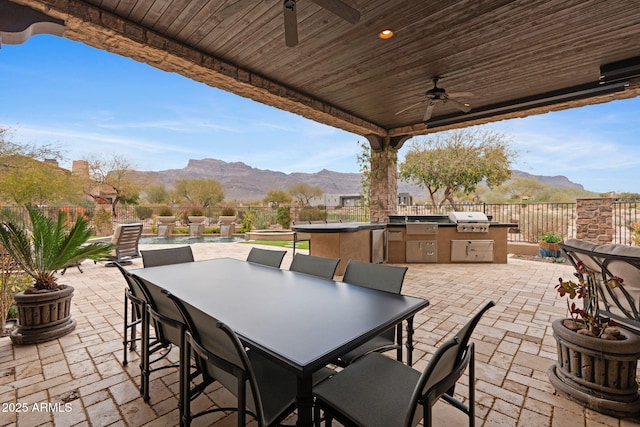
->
[114,262,146,367]
[166,292,333,427]
[137,276,190,402]
[289,253,340,279]
[246,247,287,268]
[336,260,409,366]
[313,301,495,427]
[141,246,194,268]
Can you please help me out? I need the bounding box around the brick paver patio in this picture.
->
[1,242,639,426]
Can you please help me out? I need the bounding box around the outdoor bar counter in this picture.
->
[291,222,386,275]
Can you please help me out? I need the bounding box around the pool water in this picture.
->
[140,235,244,245]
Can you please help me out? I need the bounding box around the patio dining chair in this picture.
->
[166,291,334,427]
[336,260,408,366]
[102,223,143,266]
[313,300,495,427]
[114,262,146,367]
[246,247,287,268]
[141,246,194,268]
[289,253,340,279]
[137,276,192,402]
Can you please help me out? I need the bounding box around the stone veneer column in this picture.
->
[575,197,613,243]
[369,146,398,224]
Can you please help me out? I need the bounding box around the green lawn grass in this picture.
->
[240,239,309,250]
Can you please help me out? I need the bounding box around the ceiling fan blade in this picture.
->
[449,98,472,113]
[310,0,360,24]
[423,101,437,121]
[447,91,474,98]
[219,0,255,20]
[283,0,298,47]
[395,100,426,116]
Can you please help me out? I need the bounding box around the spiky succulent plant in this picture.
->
[0,205,113,291]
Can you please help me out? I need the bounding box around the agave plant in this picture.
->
[0,205,113,291]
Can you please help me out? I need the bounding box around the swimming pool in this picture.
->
[139,235,245,245]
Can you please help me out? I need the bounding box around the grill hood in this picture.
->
[448,212,489,223]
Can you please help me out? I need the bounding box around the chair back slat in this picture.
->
[141,246,194,268]
[289,254,340,279]
[453,301,495,362]
[246,247,286,268]
[342,260,407,294]
[136,277,184,346]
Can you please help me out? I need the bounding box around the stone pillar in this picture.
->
[369,147,397,224]
[575,198,613,243]
[364,134,411,224]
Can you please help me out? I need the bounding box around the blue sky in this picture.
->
[1,35,639,194]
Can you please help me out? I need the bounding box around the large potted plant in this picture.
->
[218,206,236,237]
[539,231,562,258]
[548,256,640,417]
[0,205,113,344]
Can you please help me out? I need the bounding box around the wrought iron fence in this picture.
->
[613,200,640,245]
[1,202,638,245]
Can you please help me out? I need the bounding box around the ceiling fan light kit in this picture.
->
[395,76,474,122]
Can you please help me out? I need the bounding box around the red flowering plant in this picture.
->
[556,259,625,340]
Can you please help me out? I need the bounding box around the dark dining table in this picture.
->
[131,257,429,427]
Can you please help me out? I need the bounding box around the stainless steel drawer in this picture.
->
[387,229,404,241]
[450,240,494,262]
[406,240,437,263]
[405,222,438,235]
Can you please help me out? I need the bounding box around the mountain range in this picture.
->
[136,158,585,201]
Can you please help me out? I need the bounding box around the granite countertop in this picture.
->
[291,222,386,233]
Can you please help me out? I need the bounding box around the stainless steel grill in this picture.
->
[448,212,490,233]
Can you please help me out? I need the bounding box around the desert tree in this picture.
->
[264,189,292,207]
[84,155,141,217]
[399,128,515,209]
[288,183,323,207]
[144,183,170,204]
[173,178,225,208]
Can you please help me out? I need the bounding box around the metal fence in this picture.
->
[1,202,638,245]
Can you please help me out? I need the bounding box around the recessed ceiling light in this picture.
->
[379,29,394,39]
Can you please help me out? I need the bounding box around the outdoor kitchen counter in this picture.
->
[386,216,516,264]
[292,222,386,275]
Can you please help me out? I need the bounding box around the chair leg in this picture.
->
[123,290,129,366]
[141,308,151,401]
[180,340,192,427]
[469,346,475,427]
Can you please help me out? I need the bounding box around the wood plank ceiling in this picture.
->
[5,0,640,142]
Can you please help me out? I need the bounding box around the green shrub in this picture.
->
[276,206,291,228]
[299,208,327,222]
[158,206,174,216]
[135,206,154,220]
[188,207,205,216]
[540,231,562,243]
[92,208,113,236]
[221,206,236,216]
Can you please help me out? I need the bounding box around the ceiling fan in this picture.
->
[395,77,473,122]
[220,0,360,47]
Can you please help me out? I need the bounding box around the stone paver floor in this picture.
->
[1,242,639,426]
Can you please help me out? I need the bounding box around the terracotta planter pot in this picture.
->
[11,285,77,345]
[538,240,562,258]
[548,318,640,417]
